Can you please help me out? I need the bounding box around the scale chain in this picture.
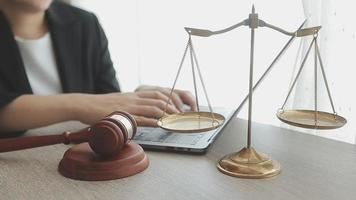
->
[188,36,200,113]
[190,39,217,123]
[162,38,191,117]
[315,40,337,115]
[288,39,303,90]
[281,37,317,110]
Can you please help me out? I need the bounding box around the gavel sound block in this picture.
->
[0,111,149,181]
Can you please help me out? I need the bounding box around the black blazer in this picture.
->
[0,1,120,110]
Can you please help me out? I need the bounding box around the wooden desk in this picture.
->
[0,118,355,200]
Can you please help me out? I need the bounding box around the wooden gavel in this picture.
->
[0,111,137,157]
[0,111,148,181]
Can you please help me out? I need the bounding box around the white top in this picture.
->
[15,33,63,95]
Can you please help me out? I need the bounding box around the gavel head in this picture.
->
[88,111,137,157]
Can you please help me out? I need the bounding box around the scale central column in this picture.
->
[217,5,281,179]
[247,5,258,148]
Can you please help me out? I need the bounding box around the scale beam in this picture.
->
[185,12,320,38]
[186,22,320,38]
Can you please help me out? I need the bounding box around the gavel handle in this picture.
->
[0,128,91,153]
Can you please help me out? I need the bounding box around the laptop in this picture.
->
[133,106,235,153]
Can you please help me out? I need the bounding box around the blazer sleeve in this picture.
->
[0,84,21,109]
[0,84,26,138]
[91,14,121,94]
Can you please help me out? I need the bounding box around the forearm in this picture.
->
[0,88,196,132]
[0,94,85,132]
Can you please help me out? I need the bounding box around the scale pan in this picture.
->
[277,109,346,129]
[158,111,225,133]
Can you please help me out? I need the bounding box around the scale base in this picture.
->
[58,142,149,181]
[217,147,281,179]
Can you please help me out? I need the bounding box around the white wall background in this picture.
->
[71,0,356,144]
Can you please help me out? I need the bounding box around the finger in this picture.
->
[136,91,169,103]
[135,85,158,92]
[135,98,179,114]
[158,89,184,112]
[133,115,158,127]
[115,107,160,126]
[175,90,198,111]
[136,90,177,112]
[171,92,184,112]
[126,105,163,119]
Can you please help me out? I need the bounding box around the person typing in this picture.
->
[0,0,196,137]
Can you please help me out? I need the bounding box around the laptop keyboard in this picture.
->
[134,127,205,145]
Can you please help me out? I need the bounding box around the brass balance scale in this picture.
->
[157,5,347,178]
